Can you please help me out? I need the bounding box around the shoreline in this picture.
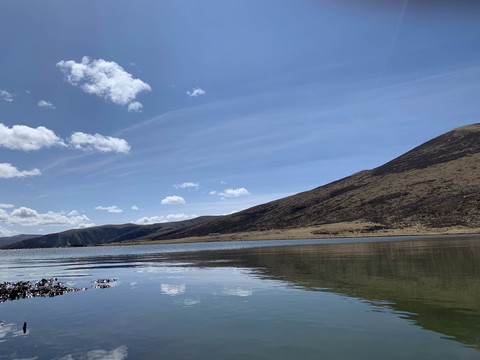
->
[107,221,480,246]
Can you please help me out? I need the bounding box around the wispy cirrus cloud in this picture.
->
[57,56,151,111]
[0,163,41,178]
[38,100,55,109]
[186,87,205,97]
[95,205,123,213]
[161,196,185,205]
[174,182,199,189]
[69,132,131,154]
[0,90,14,102]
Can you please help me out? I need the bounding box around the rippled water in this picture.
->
[1,235,479,359]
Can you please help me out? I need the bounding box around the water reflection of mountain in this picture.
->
[173,237,480,350]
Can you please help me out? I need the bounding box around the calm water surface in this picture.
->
[0,235,479,359]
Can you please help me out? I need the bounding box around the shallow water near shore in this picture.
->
[1,235,479,359]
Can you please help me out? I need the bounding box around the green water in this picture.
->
[0,236,479,359]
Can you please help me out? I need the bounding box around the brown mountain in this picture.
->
[134,123,480,242]
[3,216,217,249]
[4,124,480,249]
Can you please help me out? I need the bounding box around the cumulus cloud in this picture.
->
[131,205,139,210]
[38,100,55,109]
[127,101,143,112]
[0,90,14,102]
[69,132,131,154]
[186,87,205,97]
[77,222,96,229]
[209,191,217,195]
[1,206,90,226]
[161,196,185,205]
[218,188,251,198]
[0,124,130,155]
[0,163,41,178]
[95,205,123,213]
[57,56,151,110]
[134,213,192,225]
[0,204,14,209]
[0,226,16,237]
[0,123,65,151]
[174,182,199,189]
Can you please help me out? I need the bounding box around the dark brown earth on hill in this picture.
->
[4,124,480,249]
[132,123,480,243]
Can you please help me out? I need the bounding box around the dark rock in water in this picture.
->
[0,278,84,303]
[92,278,117,284]
[91,278,116,289]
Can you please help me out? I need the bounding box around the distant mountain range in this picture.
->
[3,124,480,249]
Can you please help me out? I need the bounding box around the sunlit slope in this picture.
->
[141,124,480,241]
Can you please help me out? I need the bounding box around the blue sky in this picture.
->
[1,0,479,235]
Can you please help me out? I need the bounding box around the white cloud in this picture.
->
[209,191,217,195]
[1,206,90,226]
[134,213,192,225]
[77,222,96,229]
[161,283,186,296]
[186,87,205,97]
[0,90,14,102]
[161,195,185,205]
[218,188,251,198]
[69,132,131,154]
[95,205,123,213]
[131,205,139,211]
[68,210,79,216]
[38,100,55,109]
[174,182,199,189]
[0,123,65,151]
[57,56,151,110]
[0,204,14,209]
[127,101,143,112]
[0,225,16,237]
[0,163,41,178]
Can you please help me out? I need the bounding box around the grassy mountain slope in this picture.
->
[4,124,479,249]
[137,124,480,241]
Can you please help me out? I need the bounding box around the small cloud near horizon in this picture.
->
[95,205,123,213]
[161,196,185,205]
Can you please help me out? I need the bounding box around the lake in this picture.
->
[1,235,479,359]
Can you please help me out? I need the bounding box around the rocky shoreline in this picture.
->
[0,278,116,303]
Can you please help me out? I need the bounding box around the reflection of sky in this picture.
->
[58,345,128,360]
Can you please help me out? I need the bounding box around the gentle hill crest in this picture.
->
[4,124,480,249]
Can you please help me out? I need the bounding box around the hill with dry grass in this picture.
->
[4,124,480,248]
